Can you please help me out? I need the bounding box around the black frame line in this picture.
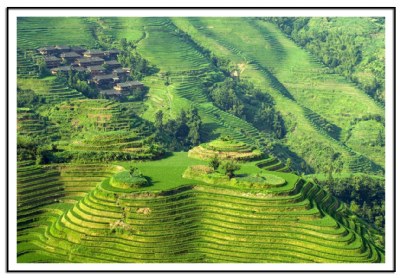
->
[6,6,396,273]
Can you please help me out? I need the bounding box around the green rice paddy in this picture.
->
[15,16,385,263]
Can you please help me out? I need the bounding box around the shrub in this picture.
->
[209,155,220,171]
[221,161,241,179]
[110,171,148,189]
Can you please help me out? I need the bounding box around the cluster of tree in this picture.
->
[56,70,98,98]
[17,136,65,164]
[36,59,50,78]
[265,17,385,102]
[207,78,285,138]
[117,38,158,80]
[315,175,385,231]
[154,107,202,150]
[170,22,286,139]
[17,87,45,108]
[90,19,156,80]
[209,156,241,179]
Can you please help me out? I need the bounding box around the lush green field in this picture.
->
[172,17,384,174]
[16,16,385,264]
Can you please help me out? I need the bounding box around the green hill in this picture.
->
[15,16,386,264]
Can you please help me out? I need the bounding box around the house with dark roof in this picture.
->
[83,50,105,58]
[104,60,121,69]
[99,89,122,99]
[43,56,62,68]
[50,66,72,75]
[112,68,130,78]
[114,81,144,91]
[60,52,81,62]
[86,65,105,75]
[76,57,105,67]
[37,46,58,55]
[70,46,87,55]
[72,66,86,72]
[104,49,121,59]
[55,45,71,53]
[92,74,119,86]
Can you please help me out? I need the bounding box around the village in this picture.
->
[37,45,144,99]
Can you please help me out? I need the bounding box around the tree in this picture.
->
[155,110,163,131]
[129,166,142,177]
[376,129,385,147]
[120,38,128,50]
[209,155,220,171]
[222,161,241,179]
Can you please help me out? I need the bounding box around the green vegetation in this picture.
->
[267,17,385,102]
[110,171,149,189]
[16,16,385,263]
[189,137,263,161]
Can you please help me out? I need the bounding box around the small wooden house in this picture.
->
[112,68,130,77]
[76,57,105,67]
[92,74,119,86]
[50,66,72,75]
[99,89,122,99]
[37,46,58,55]
[114,81,144,91]
[60,52,81,63]
[70,46,87,55]
[55,45,71,53]
[43,56,62,68]
[83,50,105,58]
[104,49,121,59]
[72,66,86,72]
[86,65,105,75]
[104,60,121,69]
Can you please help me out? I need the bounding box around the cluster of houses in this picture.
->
[37,45,144,98]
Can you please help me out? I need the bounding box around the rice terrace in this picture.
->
[15,16,387,264]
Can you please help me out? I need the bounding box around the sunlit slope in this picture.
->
[17,17,96,50]
[17,161,383,263]
[100,17,271,149]
[172,17,383,173]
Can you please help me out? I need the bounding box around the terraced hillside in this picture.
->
[15,17,386,264]
[99,17,272,151]
[17,153,383,263]
[172,17,384,174]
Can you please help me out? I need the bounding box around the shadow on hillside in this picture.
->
[272,143,315,174]
[200,122,221,142]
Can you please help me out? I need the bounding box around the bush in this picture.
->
[110,171,148,189]
[221,161,241,179]
[209,155,220,171]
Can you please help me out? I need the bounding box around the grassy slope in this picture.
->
[17,17,96,50]
[16,17,385,263]
[171,17,384,174]
[17,153,384,263]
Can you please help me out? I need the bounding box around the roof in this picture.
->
[87,65,105,71]
[70,46,87,52]
[55,45,70,50]
[60,52,81,58]
[105,49,121,55]
[73,66,86,72]
[44,56,61,62]
[83,49,105,55]
[77,57,105,63]
[38,46,57,51]
[51,66,71,72]
[105,60,121,65]
[99,89,122,96]
[116,81,143,87]
[92,74,116,81]
[113,68,126,73]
